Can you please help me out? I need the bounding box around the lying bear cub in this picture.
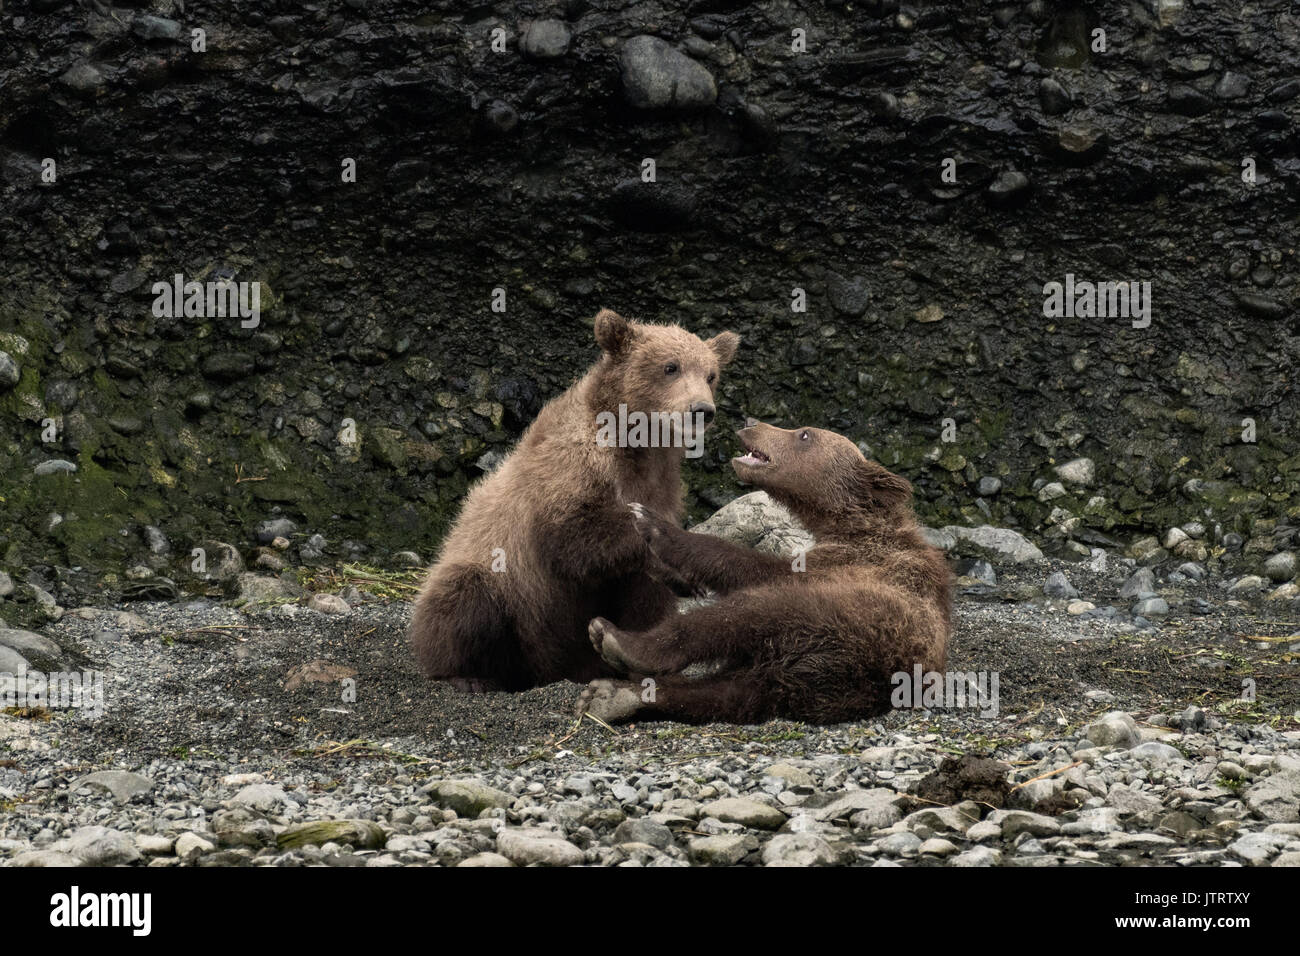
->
[577,420,952,724]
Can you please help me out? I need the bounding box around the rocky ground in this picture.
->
[2,503,1299,867]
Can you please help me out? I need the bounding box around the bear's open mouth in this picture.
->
[734,440,771,466]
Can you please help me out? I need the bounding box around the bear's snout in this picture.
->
[690,401,716,425]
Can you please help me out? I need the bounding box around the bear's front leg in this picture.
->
[628,502,796,595]
[540,502,650,583]
[640,536,708,598]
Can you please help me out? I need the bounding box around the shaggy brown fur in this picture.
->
[577,420,952,724]
[408,309,740,691]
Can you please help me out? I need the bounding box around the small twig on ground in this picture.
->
[581,711,619,736]
[547,715,586,750]
[1008,760,1084,793]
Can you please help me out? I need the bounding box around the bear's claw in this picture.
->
[627,502,663,543]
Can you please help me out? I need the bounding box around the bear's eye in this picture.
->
[707,371,716,385]
[664,362,679,375]
[800,431,810,441]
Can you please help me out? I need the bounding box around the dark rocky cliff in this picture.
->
[1,0,1297,603]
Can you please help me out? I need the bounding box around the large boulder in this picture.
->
[940,526,1045,564]
[690,492,814,557]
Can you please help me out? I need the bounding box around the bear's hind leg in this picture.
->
[574,678,644,723]
[576,674,770,725]
[589,590,780,676]
[588,617,653,674]
[409,565,531,689]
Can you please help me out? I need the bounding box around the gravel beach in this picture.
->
[3,541,1298,868]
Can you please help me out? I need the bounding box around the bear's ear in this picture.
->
[707,331,740,366]
[852,461,912,509]
[594,309,634,357]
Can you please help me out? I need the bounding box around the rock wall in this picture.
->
[1,0,1298,593]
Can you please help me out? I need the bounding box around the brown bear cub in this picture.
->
[409,309,740,691]
[578,420,952,724]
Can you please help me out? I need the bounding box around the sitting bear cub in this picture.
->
[578,420,951,724]
[409,309,739,691]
